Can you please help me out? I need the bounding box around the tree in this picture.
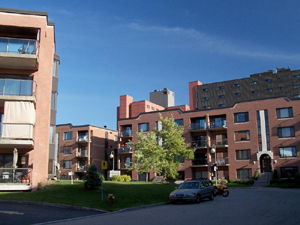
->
[130,114,195,181]
[84,164,101,190]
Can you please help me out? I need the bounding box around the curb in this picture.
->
[115,201,170,213]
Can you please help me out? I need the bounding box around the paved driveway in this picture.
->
[49,187,300,225]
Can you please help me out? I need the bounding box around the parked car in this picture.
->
[169,180,215,204]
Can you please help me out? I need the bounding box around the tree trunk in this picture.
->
[146,173,148,182]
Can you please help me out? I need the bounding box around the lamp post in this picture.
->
[211,144,217,186]
[110,151,115,171]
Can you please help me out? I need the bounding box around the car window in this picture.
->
[179,182,199,189]
[200,182,205,188]
[205,181,209,187]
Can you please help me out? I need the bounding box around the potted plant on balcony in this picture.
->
[21,175,27,183]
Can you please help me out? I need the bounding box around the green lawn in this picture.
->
[0,181,177,211]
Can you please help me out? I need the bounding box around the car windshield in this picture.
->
[178,182,199,189]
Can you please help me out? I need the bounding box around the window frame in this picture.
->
[237,169,251,179]
[63,160,72,169]
[279,147,296,158]
[138,123,149,132]
[63,146,72,155]
[64,132,73,140]
[236,149,251,160]
[278,127,295,138]
[235,130,250,142]
[234,112,249,123]
[276,107,293,119]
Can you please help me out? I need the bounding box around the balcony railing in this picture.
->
[190,123,206,130]
[192,141,207,148]
[216,139,228,146]
[210,121,227,129]
[77,136,89,142]
[120,130,132,137]
[76,165,87,172]
[0,37,38,55]
[0,79,33,96]
[118,147,132,153]
[192,158,208,166]
[0,168,31,184]
[212,157,229,166]
[120,162,132,169]
[77,150,88,157]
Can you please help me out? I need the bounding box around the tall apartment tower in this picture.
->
[0,8,60,190]
[150,88,175,108]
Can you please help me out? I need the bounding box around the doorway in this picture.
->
[260,154,271,173]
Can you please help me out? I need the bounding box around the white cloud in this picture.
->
[125,23,300,62]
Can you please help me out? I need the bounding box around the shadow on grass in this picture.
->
[0,181,177,211]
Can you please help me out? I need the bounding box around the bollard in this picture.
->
[108,194,114,205]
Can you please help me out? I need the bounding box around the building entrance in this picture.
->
[260,154,271,173]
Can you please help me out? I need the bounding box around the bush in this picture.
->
[270,169,279,184]
[229,179,236,183]
[84,164,101,190]
[254,171,259,180]
[295,173,300,187]
[111,175,131,182]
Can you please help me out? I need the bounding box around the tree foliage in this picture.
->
[130,114,195,181]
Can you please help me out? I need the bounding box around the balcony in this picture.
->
[119,130,132,137]
[192,158,208,167]
[77,136,90,143]
[190,123,206,132]
[76,150,88,158]
[209,121,227,130]
[0,37,38,70]
[0,123,34,148]
[191,141,207,149]
[212,157,229,166]
[120,162,132,170]
[118,146,132,154]
[0,168,32,191]
[76,165,87,172]
[215,139,228,147]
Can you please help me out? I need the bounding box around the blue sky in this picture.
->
[2,1,300,129]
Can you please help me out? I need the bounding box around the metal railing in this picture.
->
[77,150,88,157]
[0,168,31,184]
[118,147,132,153]
[120,130,132,137]
[0,78,33,96]
[192,158,208,166]
[77,165,87,172]
[0,37,38,55]
[77,136,89,142]
[210,121,227,128]
[190,123,206,130]
[120,162,132,169]
[212,157,229,166]
[216,139,228,146]
[191,141,207,148]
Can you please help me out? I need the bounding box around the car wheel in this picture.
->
[196,194,201,204]
[222,191,229,197]
[209,191,214,201]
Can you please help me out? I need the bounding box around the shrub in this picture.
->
[229,179,236,183]
[254,171,259,180]
[111,175,131,182]
[111,175,120,181]
[84,164,101,190]
[122,175,131,182]
[295,173,300,187]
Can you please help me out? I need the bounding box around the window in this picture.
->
[280,167,298,178]
[251,81,258,85]
[203,97,209,101]
[203,88,209,92]
[64,132,73,140]
[219,103,225,107]
[233,83,240,87]
[265,79,272,83]
[279,87,284,90]
[114,136,118,142]
[278,127,295,138]
[219,95,225,99]
[49,126,55,144]
[0,78,33,96]
[293,75,300,79]
[63,160,72,169]
[174,119,184,126]
[235,92,241,97]
[147,105,150,109]
[235,131,250,141]
[219,86,225,90]
[295,94,300,98]
[236,150,251,160]
[237,169,251,179]
[294,84,300,89]
[278,77,283,81]
[204,106,210,109]
[266,88,273,93]
[251,90,258,94]
[138,123,149,132]
[234,112,249,123]
[53,59,59,77]
[151,106,154,110]
[279,147,296,158]
[51,92,56,110]
[63,146,72,155]
[276,107,293,119]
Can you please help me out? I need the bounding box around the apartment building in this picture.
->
[57,124,118,180]
[0,8,59,190]
[117,68,300,181]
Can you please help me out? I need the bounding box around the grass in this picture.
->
[0,180,177,211]
[268,182,297,188]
